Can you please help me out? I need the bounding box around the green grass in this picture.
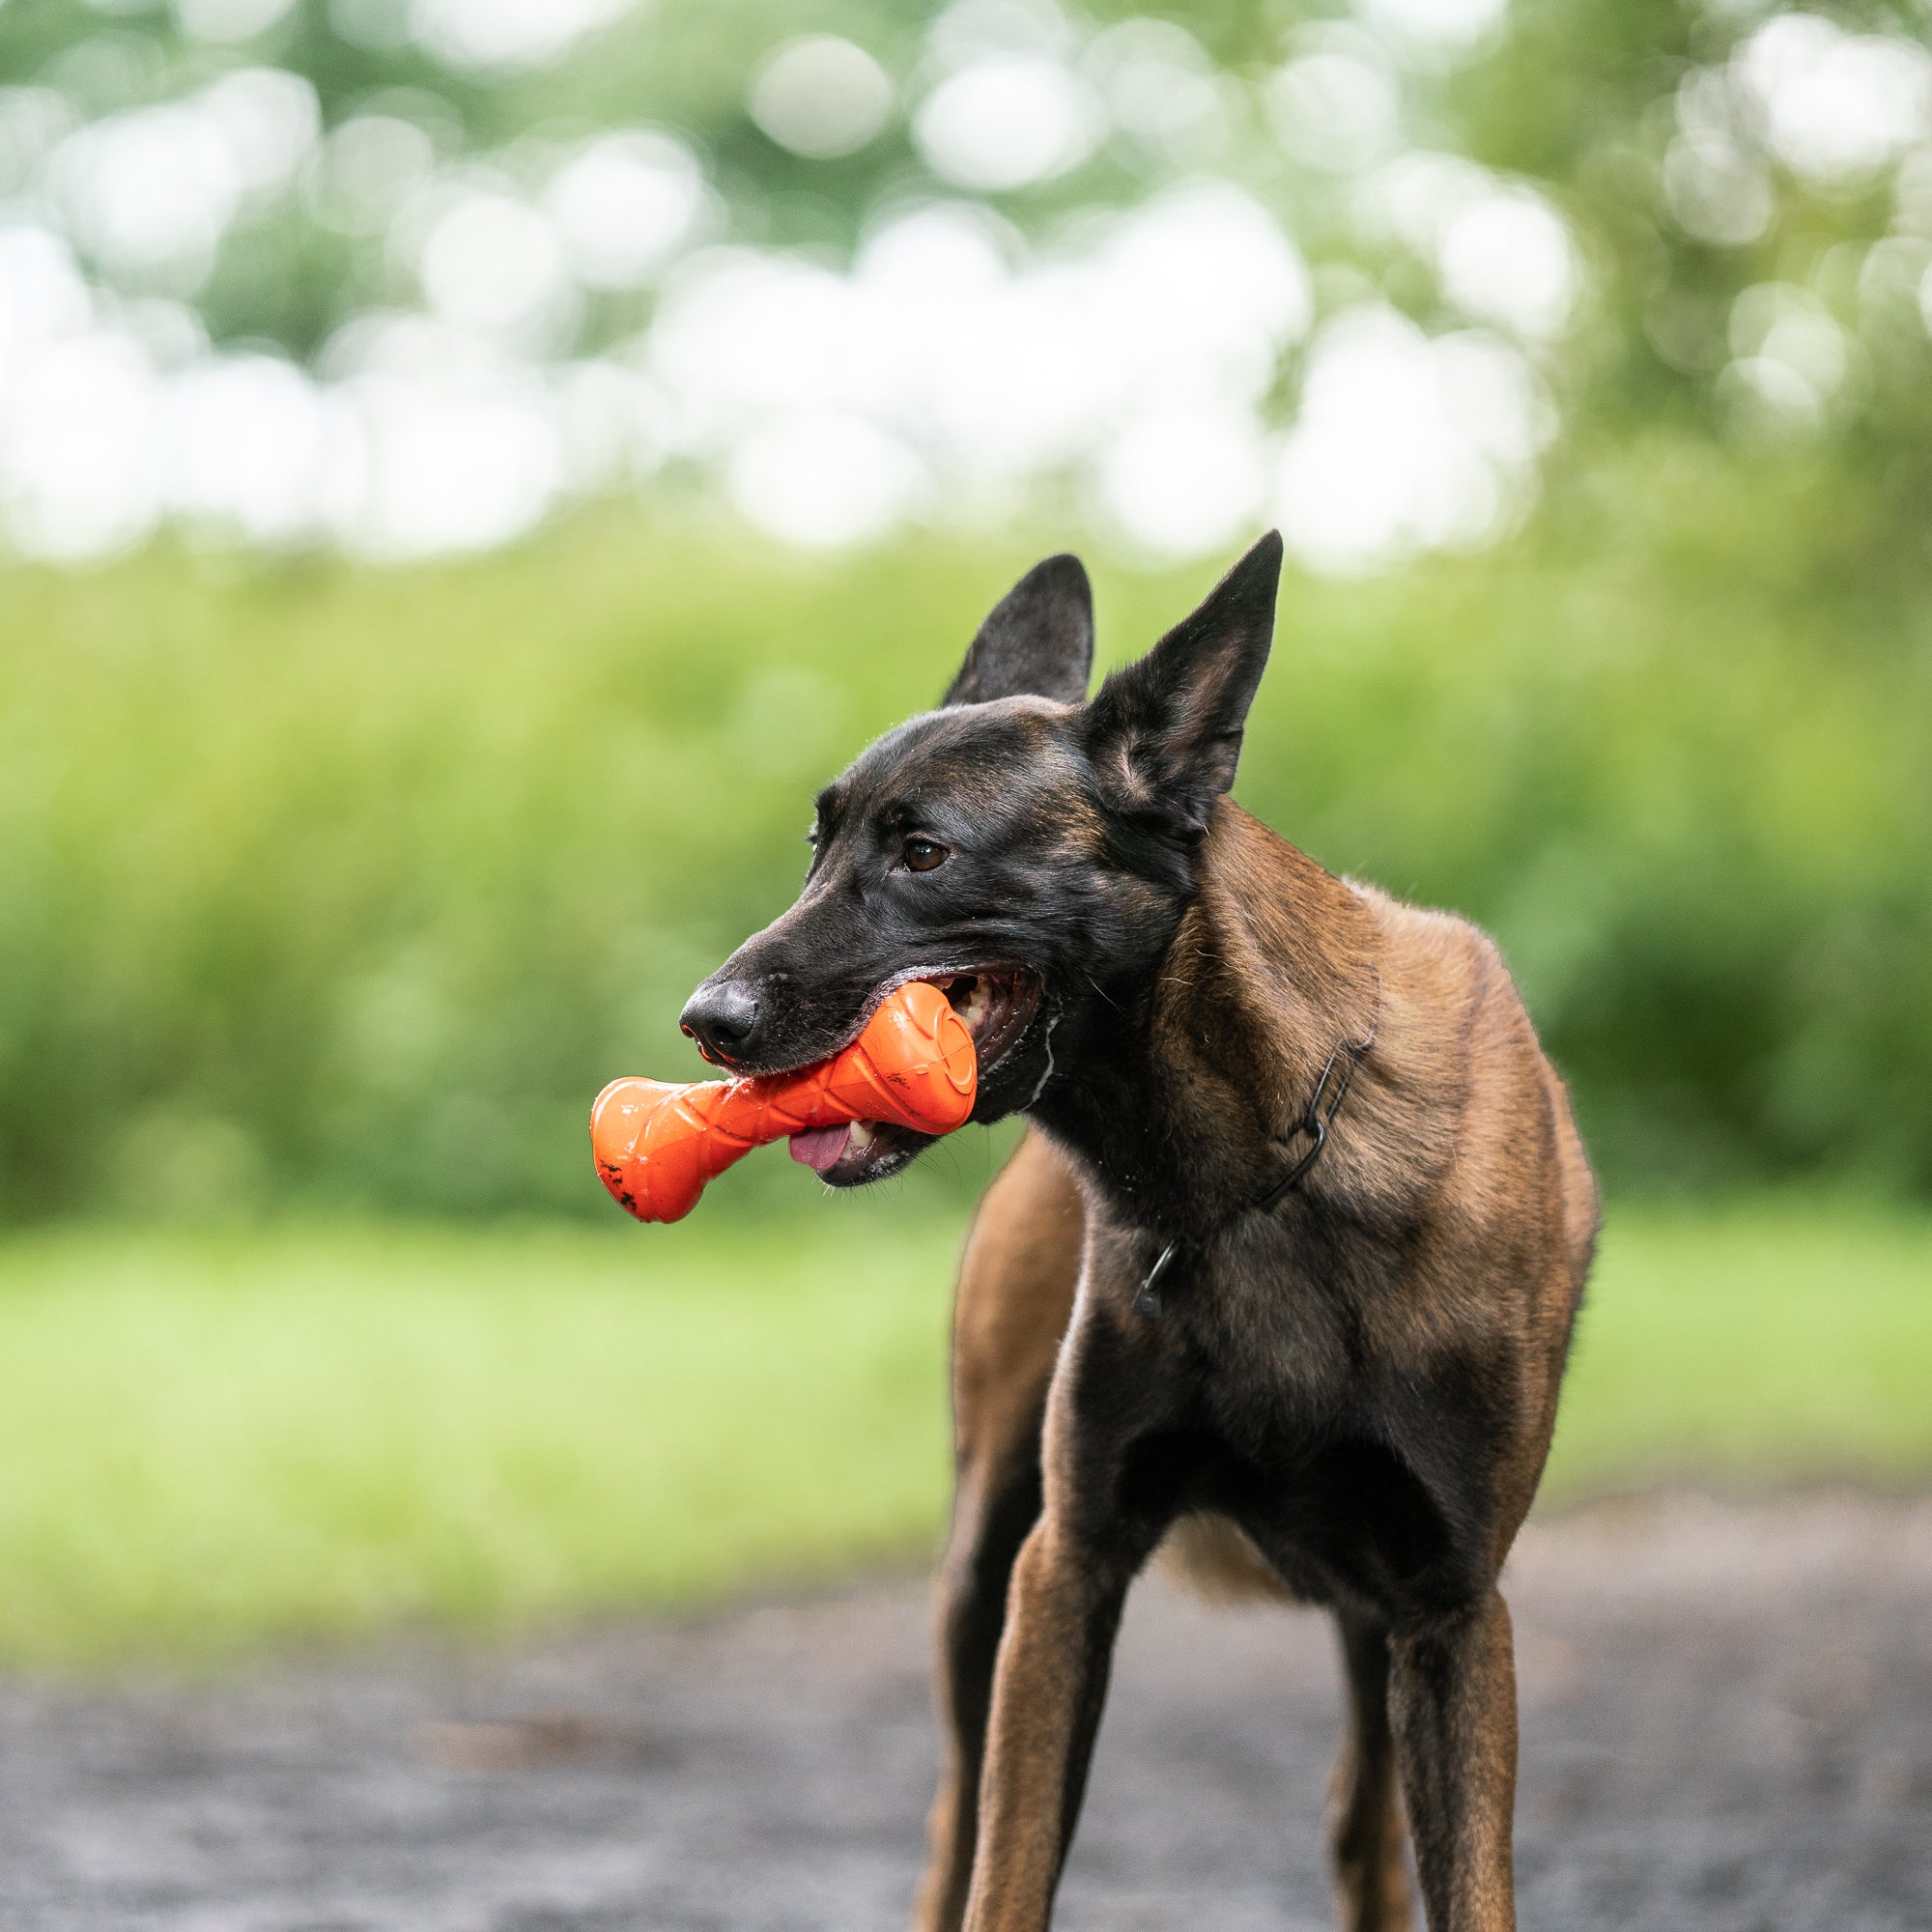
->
[1544,1197,1932,1494]
[0,1196,1926,1669]
[0,1213,962,1669]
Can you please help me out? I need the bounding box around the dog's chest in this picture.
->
[1170,1222,1375,1415]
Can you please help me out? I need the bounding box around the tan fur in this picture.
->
[920,805,1596,1932]
[915,1133,1081,1932]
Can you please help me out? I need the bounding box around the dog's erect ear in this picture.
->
[1083,531,1283,840]
[942,554,1094,707]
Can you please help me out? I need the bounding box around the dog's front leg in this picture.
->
[1388,1588,1520,1932]
[959,1506,1141,1932]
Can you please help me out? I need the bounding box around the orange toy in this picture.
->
[591,980,977,1223]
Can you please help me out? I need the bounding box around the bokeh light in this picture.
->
[4,2,1932,570]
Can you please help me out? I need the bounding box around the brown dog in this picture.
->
[680,535,1598,1931]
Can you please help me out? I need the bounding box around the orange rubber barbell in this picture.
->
[591,980,978,1223]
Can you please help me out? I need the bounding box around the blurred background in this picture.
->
[1,0,1929,1669]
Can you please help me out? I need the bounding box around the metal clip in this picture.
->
[1133,1239,1178,1319]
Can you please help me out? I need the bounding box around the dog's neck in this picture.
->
[1032,803,1381,1235]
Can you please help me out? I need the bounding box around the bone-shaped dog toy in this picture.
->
[591,980,978,1223]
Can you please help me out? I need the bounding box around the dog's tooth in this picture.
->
[848,1122,877,1151]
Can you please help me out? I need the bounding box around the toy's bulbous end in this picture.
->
[590,1077,711,1223]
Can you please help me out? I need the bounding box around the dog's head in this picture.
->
[678,531,1283,1185]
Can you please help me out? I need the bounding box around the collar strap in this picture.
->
[1133,980,1379,1320]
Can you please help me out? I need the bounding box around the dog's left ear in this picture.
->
[943,554,1094,707]
[1084,531,1283,841]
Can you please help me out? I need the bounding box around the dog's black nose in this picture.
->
[680,980,761,1065]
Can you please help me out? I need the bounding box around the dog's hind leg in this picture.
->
[1388,1589,1519,1932]
[1329,1611,1415,1932]
[913,1131,1082,1932]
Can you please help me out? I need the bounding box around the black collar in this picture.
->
[1131,980,1380,1320]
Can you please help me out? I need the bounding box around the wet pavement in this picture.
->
[2,1492,1927,1931]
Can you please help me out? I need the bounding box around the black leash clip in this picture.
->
[1133,1021,1375,1321]
[1252,1039,1362,1217]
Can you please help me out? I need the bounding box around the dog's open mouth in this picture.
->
[790,968,1043,1187]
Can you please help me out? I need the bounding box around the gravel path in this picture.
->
[2,1492,1928,1931]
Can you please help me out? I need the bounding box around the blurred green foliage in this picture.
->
[3,430,1928,1222]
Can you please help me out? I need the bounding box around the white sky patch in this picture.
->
[41,70,317,293]
[0,274,639,562]
[1089,182,1312,404]
[1735,15,1932,187]
[1360,0,1507,38]
[197,68,320,197]
[172,0,299,43]
[726,412,929,549]
[408,0,636,71]
[1729,283,1849,395]
[1435,186,1577,339]
[647,184,1308,551]
[1094,406,1267,559]
[924,0,1083,66]
[1268,48,1399,175]
[0,33,1577,578]
[1083,18,1227,164]
[1663,128,1774,246]
[545,130,707,289]
[324,363,565,559]
[1358,148,1491,252]
[647,248,900,451]
[553,357,673,493]
[750,37,895,160]
[0,175,1353,566]
[1275,305,1550,574]
[415,190,575,344]
[914,53,1104,191]
[116,296,211,371]
[1359,151,1578,339]
[164,354,329,544]
[0,224,93,374]
[1719,280,1858,440]
[312,114,436,236]
[0,330,163,558]
[1356,0,1508,60]
[325,0,411,54]
[0,88,78,196]
[46,102,242,290]
[1718,353,1822,440]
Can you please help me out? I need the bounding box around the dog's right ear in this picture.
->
[942,554,1094,707]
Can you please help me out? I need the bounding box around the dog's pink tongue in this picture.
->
[789,1124,851,1173]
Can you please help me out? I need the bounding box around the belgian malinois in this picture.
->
[679,534,1598,1932]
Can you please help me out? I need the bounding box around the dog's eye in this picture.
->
[902,836,948,873]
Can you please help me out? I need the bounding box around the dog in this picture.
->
[679,533,1598,1932]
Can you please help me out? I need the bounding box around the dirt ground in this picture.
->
[2,1492,1927,1932]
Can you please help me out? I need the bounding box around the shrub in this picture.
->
[3,443,1926,1220]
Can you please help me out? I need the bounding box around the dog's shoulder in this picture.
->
[1347,876,1499,986]
[1347,876,1541,1064]
[1336,879,1573,1204]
